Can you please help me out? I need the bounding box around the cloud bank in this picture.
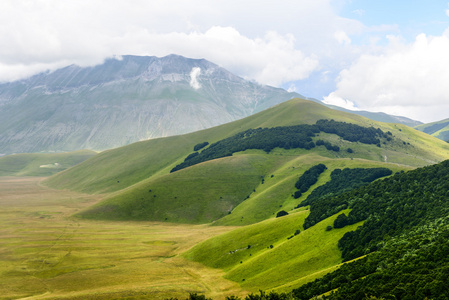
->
[325,32,449,122]
[2,0,449,122]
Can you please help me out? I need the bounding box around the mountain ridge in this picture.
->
[0,54,423,156]
[0,54,300,154]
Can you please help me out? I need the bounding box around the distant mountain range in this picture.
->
[0,54,423,155]
[0,55,302,154]
[415,118,449,141]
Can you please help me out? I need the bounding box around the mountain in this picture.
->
[0,54,300,155]
[44,98,449,225]
[0,54,423,156]
[326,104,423,127]
[415,118,449,141]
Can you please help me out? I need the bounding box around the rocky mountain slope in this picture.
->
[0,55,299,154]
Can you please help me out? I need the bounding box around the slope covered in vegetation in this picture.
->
[44,98,449,195]
[291,159,449,299]
[170,119,390,173]
[184,159,449,299]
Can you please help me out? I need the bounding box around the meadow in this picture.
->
[0,177,245,300]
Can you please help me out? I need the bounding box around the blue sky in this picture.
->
[340,0,449,37]
[2,0,449,122]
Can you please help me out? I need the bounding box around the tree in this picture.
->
[276,210,289,218]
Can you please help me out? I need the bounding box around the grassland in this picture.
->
[0,177,246,300]
[0,150,96,177]
[45,99,449,195]
[7,98,449,299]
[44,100,449,226]
[0,176,372,299]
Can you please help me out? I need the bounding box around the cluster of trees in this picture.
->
[293,164,327,199]
[292,217,449,299]
[315,140,339,152]
[298,167,392,211]
[193,142,209,151]
[315,119,390,145]
[166,291,295,300]
[171,120,390,172]
[171,125,319,172]
[302,160,449,261]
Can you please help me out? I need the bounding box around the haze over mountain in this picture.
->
[0,55,301,154]
[0,54,422,156]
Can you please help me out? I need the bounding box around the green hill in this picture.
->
[43,98,449,226]
[36,98,449,298]
[45,99,449,195]
[415,118,449,141]
[0,150,96,176]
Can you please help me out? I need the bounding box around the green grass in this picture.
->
[185,208,362,293]
[77,153,291,223]
[213,153,412,226]
[0,177,245,300]
[0,150,96,176]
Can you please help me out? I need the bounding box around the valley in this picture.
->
[3,98,449,299]
[0,177,245,300]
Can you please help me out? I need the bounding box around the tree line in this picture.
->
[171,120,391,172]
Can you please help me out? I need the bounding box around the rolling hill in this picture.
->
[13,97,449,298]
[415,118,449,141]
[44,98,449,225]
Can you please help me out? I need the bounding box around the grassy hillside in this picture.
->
[44,98,449,225]
[79,154,290,223]
[77,150,409,225]
[44,98,449,195]
[0,150,96,176]
[185,208,362,293]
[213,155,411,226]
[415,118,449,141]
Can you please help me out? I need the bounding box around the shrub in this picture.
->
[276,210,289,218]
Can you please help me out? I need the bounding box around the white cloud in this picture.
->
[0,0,363,86]
[335,31,351,45]
[323,92,358,111]
[189,67,201,90]
[327,33,449,122]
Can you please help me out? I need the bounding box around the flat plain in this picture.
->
[0,177,244,300]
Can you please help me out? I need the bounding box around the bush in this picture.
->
[276,210,289,218]
[193,142,209,151]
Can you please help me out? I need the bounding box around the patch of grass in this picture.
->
[0,150,96,176]
[186,209,362,293]
[214,154,412,226]
[77,154,290,223]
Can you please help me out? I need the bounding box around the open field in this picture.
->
[0,177,245,300]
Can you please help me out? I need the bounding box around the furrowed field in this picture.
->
[0,177,244,300]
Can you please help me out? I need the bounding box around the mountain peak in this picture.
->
[0,55,298,154]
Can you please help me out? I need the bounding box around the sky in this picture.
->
[2,0,449,123]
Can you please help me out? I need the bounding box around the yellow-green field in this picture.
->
[0,177,246,300]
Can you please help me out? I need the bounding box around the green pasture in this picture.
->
[0,177,244,300]
[0,150,95,176]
